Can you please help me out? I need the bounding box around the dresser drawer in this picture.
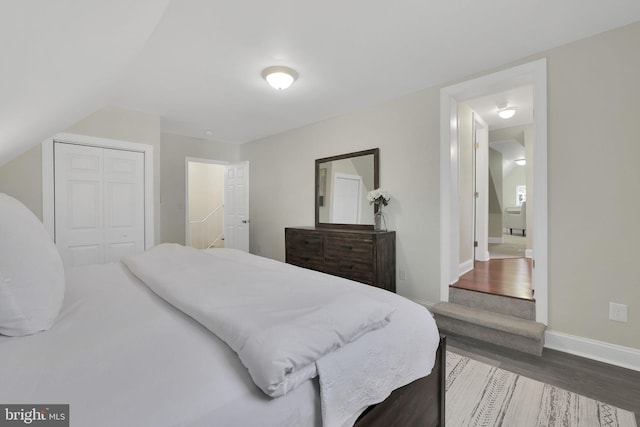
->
[285,229,323,255]
[324,257,374,284]
[324,235,373,261]
[286,253,325,272]
[285,227,395,292]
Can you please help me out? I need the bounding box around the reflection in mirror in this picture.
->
[315,148,379,229]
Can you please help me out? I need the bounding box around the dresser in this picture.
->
[285,227,396,292]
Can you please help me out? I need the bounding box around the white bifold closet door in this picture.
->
[54,142,145,267]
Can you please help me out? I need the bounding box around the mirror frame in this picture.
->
[315,148,379,229]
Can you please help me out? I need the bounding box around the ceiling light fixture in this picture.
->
[262,66,298,90]
[497,105,517,119]
[514,159,526,166]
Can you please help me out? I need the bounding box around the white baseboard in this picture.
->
[488,237,504,244]
[458,259,474,276]
[545,330,640,372]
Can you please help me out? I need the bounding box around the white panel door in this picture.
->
[54,143,145,267]
[54,143,104,266]
[224,161,249,252]
[103,148,145,263]
[331,173,362,224]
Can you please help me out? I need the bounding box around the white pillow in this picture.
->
[0,193,65,336]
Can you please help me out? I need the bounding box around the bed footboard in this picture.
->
[354,335,446,427]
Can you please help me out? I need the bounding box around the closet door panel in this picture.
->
[103,149,145,263]
[54,143,104,267]
[54,143,145,267]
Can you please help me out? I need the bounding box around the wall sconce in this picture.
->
[262,66,298,90]
[515,159,526,166]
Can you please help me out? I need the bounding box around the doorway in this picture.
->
[186,159,225,249]
[440,59,548,324]
[185,158,250,252]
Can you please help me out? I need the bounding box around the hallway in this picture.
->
[452,258,533,300]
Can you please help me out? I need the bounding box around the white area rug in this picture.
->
[447,351,637,427]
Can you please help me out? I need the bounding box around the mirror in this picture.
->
[315,148,379,229]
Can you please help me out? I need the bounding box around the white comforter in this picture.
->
[123,244,394,398]
[124,245,439,427]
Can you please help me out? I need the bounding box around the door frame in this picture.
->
[473,113,490,263]
[440,59,548,324]
[42,132,155,249]
[184,157,228,247]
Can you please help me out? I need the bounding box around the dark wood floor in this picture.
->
[452,258,533,300]
[447,334,640,425]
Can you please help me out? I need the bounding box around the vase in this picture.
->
[374,207,386,231]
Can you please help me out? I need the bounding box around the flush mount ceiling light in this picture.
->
[515,159,526,166]
[497,105,517,119]
[262,66,298,90]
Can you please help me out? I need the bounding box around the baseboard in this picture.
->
[458,259,474,276]
[545,330,640,372]
[488,237,504,244]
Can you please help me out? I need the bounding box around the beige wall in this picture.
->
[240,87,442,302]
[239,22,640,349]
[544,22,640,347]
[0,146,43,218]
[161,133,238,245]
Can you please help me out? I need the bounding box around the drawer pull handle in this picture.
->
[341,245,353,250]
[339,265,353,270]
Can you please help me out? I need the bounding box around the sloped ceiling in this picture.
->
[3,1,640,165]
[0,0,171,165]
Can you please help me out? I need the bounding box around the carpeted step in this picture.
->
[449,287,535,320]
[431,302,546,356]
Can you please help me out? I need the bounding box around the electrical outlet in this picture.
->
[609,302,628,323]
[399,269,406,281]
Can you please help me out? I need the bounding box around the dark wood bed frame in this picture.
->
[355,335,446,427]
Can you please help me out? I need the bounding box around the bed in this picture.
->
[0,193,444,427]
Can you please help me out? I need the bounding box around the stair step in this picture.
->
[449,287,535,320]
[431,302,546,356]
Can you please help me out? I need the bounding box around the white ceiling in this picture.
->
[111,0,640,143]
[463,86,533,131]
[3,1,640,163]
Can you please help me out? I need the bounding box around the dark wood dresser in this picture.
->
[285,227,396,292]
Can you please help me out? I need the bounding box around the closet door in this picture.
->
[54,143,104,266]
[103,148,145,263]
[54,143,145,267]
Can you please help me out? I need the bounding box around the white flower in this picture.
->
[367,188,391,206]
